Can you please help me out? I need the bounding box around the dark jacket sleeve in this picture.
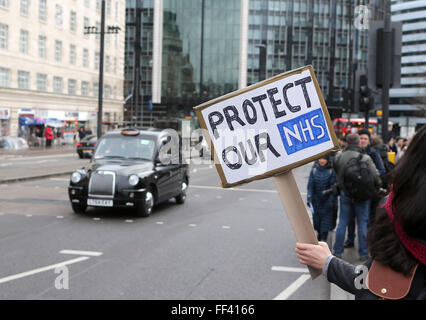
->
[326,257,358,295]
[307,168,314,203]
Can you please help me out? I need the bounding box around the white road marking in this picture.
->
[222,225,231,229]
[59,250,103,257]
[93,218,101,221]
[271,266,310,273]
[26,214,32,217]
[257,228,265,232]
[35,159,58,164]
[188,224,197,227]
[189,185,277,193]
[156,221,164,225]
[0,257,89,285]
[0,162,12,167]
[273,274,311,300]
[56,216,64,219]
[125,220,133,223]
[3,153,74,162]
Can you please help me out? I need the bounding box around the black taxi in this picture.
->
[68,128,189,217]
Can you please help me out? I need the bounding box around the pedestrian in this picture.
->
[386,136,397,153]
[331,133,381,261]
[371,136,395,178]
[295,125,426,300]
[44,126,54,148]
[78,126,86,141]
[307,155,338,242]
[395,136,405,162]
[344,129,387,243]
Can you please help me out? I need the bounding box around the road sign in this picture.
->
[194,65,338,188]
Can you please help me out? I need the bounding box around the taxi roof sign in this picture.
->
[121,128,140,136]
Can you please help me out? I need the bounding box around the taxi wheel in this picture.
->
[175,181,188,204]
[72,203,87,214]
[136,189,154,217]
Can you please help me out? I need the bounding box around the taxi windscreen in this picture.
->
[94,136,156,161]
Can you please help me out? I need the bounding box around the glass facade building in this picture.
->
[124,0,368,126]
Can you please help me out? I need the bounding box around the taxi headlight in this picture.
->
[71,171,82,184]
[129,174,139,186]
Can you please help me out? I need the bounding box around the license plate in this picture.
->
[87,198,113,207]
[83,149,92,153]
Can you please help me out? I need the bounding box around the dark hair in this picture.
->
[368,125,426,275]
[357,128,371,139]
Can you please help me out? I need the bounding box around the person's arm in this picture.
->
[307,169,314,205]
[365,155,382,189]
[295,242,358,295]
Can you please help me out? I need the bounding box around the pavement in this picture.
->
[0,148,360,300]
[0,144,84,184]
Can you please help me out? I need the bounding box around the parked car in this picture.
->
[68,128,189,217]
[76,135,97,158]
[0,137,29,150]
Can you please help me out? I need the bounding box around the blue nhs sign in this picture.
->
[277,108,330,155]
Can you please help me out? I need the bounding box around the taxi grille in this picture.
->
[89,171,115,197]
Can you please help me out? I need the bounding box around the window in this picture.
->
[55,40,62,62]
[0,24,7,49]
[85,0,90,7]
[84,17,89,37]
[95,52,100,70]
[93,83,99,97]
[0,67,10,87]
[104,85,111,99]
[115,1,118,19]
[81,81,89,96]
[36,73,47,91]
[96,0,100,11]
[38,35,47,58]
[70,11,77,32]
[19,29,29,53]
[68,79,77,95]
[20,0,29,16]
[18,71,30,89]
[53,76,62,93]
[83,48,89,67]
[114,57,117,74]
[96,21,100,40]
[39,0,46,21]
[0,0,9,8]
[55,5,63,28]
[69,44,76,65]
[105,56,110,72]
[107,0,111,15]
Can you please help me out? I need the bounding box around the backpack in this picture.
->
[342,153,376,201]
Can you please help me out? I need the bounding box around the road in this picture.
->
[0,151,89,182]
[0,156,330,300]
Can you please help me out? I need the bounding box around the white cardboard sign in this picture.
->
[194,65,338,188]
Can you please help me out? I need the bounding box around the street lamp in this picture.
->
[84,0,121,139]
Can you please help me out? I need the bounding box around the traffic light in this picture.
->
[359,75,372,112]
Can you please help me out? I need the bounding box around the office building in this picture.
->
[0,0,126,139]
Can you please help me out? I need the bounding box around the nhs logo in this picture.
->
[277,108,330,155]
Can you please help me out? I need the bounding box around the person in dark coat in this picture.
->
[295,125,426,300]
[307,156,338,242]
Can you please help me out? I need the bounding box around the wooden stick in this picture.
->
[273,170,322,279]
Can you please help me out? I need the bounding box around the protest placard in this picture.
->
[194,65,339,278]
